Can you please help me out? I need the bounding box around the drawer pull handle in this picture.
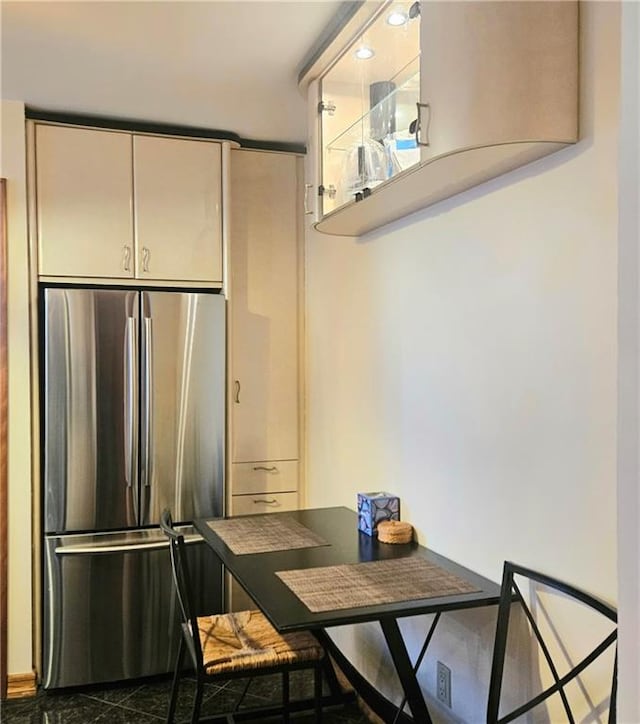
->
[234,380,241,403]
[253,465,278,473]
[254,498,278,505]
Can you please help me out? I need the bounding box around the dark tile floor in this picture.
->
[1,671,371,723]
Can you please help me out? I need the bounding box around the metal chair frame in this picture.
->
[160,509,324,724]
[487,561,617,724]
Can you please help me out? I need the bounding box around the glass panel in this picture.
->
[320,3,421,215]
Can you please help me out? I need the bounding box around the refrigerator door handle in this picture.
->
[54,534,203,556]
[124,316,138,495]
[57,541,168,554]
[142,316,153,490]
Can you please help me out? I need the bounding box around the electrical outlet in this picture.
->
[437,660,452,708]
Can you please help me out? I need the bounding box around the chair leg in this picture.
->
[190,671,205,724]
[314,662,323,723]
[321,654,342,698]
[282,670,290,724]
[167,637,186,724]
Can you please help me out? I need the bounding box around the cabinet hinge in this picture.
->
[318,100,336,116]
[318,184,337,199]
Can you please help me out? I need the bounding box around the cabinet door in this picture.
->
[419,1,578,162]
[36,125,134,278]
[230,150,300,463]
[319,8,421,214]
[133,135,222,283]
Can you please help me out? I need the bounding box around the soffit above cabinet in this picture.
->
[5,1,343,146]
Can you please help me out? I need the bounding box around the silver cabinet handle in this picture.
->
[304,183,314,215]
[141,246,150,273]
[253,466,278,473]
[122,245,132,272]
[234,380,241,403]
[414,102,431,147]
[253,498,278,505]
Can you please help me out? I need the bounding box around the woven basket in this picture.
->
[377,520,413,544]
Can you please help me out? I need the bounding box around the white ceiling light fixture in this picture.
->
[354,45,375,60]
[387,10,408,26]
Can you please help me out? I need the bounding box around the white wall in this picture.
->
[616,1,640,721]
[0,100,33,676]
[305,2,620,720]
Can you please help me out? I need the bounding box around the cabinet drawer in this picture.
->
[232,461,298,495]
[230,492,299,516]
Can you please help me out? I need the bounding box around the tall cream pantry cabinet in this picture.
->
[34,123,223,285]
[228,149,304,516]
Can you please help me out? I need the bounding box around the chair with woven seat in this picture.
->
[487,561,617,724]
[160,509,325,724]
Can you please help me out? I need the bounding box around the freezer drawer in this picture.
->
[43,527,222,689]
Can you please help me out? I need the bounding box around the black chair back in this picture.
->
[487,561,617,724]
[160,509,203,672]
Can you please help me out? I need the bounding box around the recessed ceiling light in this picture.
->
[387,10,408,26]
[354,45,375,60]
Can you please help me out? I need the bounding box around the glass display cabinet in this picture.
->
[319,2,421,215]
[303,1,579,238]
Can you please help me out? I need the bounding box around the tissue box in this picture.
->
[357,492,400,536]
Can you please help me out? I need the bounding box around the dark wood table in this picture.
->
[195,506,501,722]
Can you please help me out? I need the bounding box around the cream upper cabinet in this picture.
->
[36,124,134,278]
[418,1,578,162]
[35,123,223,284]
[230,149,301,464]
[307,0,578,236]
[133,135,222,282]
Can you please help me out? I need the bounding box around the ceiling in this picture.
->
[1,1,346,146]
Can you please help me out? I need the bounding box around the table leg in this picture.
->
[380,617,433,724]
[393,612,441,724]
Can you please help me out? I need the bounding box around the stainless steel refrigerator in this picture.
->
[42,287,225,689]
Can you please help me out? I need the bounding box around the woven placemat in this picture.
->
[276,557,480,612]
[207,515,329,555]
